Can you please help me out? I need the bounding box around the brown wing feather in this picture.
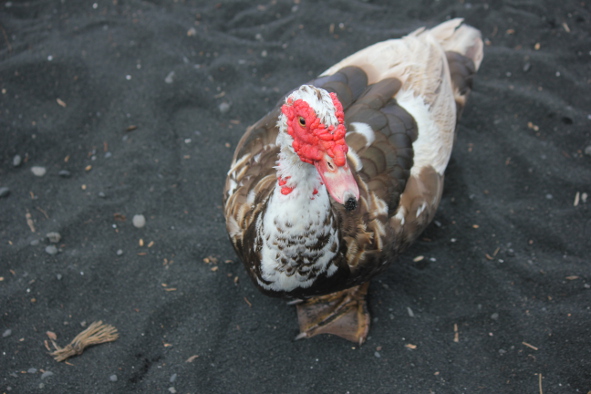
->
[445,51,477,120]
[309,66,368,109]
[308,66,419,279]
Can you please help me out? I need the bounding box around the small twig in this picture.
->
[538,373,543,394]
[36,206,50,219]
[25,210,36,232]
[562,22,570,33]
[522,341,539,351]
[453,323,459,343]
[50,321,119,362]
[243,297,252,307]
[0,22,12,52]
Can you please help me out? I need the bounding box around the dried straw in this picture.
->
[50,321,119,362]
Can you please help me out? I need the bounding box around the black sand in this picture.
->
[1,0,590,392]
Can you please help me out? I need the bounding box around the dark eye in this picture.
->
[298,117,306,127]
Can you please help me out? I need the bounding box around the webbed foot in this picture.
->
[295,282,370,345]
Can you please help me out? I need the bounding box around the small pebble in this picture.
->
[2,329,12,338]
[498,349,507,355]
[41,371,54,380]
[30,239,40,246]
[170,373,177,383]
[523,62,531,72]
[168,387,177,394]
[491,312,499,320]
[584,146,591,156]
[46,232,61,243]
[13,155,22,167]
[0,187,10,198]
[132,214,146,228]
[165,71,175,84]
[116,249,124,256]
[45,245,58,255]
[545,194,553,200]
[56,274,62,280]
[104,151,112,158]
[31,166,46,177]
[219,102,231,114]
[28,368,37,374]
[109,374,118,382]
[58,170,71,178]
[374,351,381,358]
[98,192,106,198]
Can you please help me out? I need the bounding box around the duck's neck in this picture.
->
[268,147,332,238]
[274,146,324,200]
[254,147,340,293]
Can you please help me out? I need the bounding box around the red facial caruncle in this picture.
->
[281,92,348,167]
[277,175,293,195]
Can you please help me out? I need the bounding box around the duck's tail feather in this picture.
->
[420,18,484,119]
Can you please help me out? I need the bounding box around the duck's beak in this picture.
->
[314,153,359,210]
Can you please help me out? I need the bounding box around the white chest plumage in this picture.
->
[255,170,340,293]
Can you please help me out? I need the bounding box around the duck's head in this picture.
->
[278,85,359,210]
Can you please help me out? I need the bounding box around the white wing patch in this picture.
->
[395,89,454,176]
[416,201,427,218]
[226,178,238,197]
[346,148,363,172]
[394,206,406,227]
[348,122,376,148]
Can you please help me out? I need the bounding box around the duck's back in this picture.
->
[305,19,483,278]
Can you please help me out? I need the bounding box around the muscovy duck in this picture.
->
[224,18,483,344]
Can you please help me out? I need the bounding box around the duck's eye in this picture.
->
[298,117,306,127]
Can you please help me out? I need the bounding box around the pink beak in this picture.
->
[314,153,360,210]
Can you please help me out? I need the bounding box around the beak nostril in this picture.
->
[327,162,334,170]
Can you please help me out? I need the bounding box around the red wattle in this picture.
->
[281,92,348,167]
[278,176,293,195]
